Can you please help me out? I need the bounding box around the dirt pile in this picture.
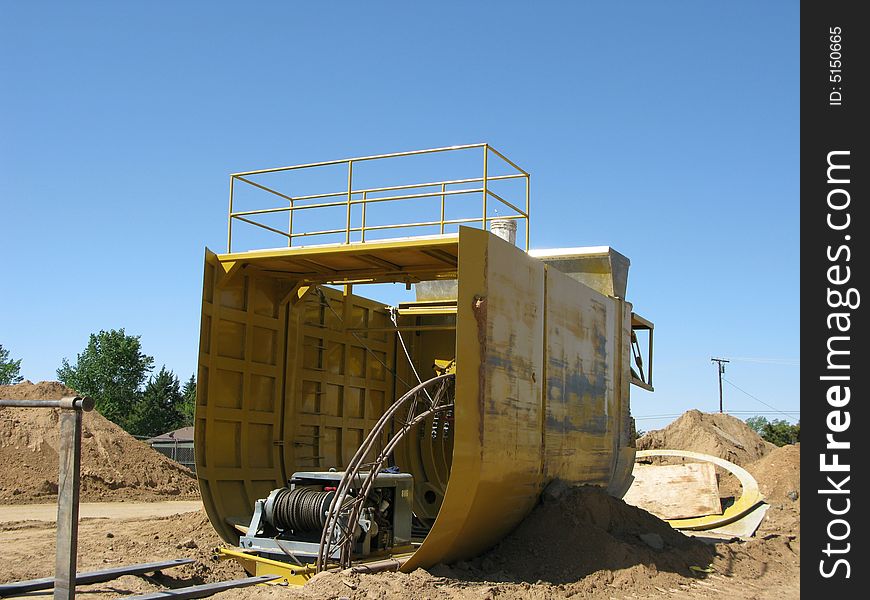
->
[0,381,199,503]
[300,484,718,599]
[747,443,800,504]
[432,485,714,588]
[637,409,775,466]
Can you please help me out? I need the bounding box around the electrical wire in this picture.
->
[388,307,434,405]
[725,356,800,366]
[722,377,797,420]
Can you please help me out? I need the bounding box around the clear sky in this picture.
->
[0,1,799,431]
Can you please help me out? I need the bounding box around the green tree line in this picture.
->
[2,331,195,438]
[745,415,800,446]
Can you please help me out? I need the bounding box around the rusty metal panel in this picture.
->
[542,266,634,496]
[405,227,545,569]
[543,266,620,483]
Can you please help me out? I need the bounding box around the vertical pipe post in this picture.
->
[482,146,488,229]
[440,183,446,234]
[54,405,83,600]
[361,191,368,242]
[525,175,530,250]
[227,176,235,252]
[288,198,294,248]
[346,161,354,244]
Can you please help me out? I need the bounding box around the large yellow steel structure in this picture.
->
[195,145,649,575]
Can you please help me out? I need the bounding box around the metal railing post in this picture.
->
[346,160,354,244]
[482,145,488,229]
[361,191,368,242]
[54,402,87,600]
[440,183,446,234]
[288,197,294,248]
[227,177,235,252]
[0,396,94,600]
[525,175,530,250]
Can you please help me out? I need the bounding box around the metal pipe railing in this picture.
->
[0,396,94,600]
[225,143,531,252]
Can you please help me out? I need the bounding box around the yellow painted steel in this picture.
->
[217,548,315,586]
[634,450,764,530]
[200,144,649,571]
[197,226,639,568]
[196,253,397,545]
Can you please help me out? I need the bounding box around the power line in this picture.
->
[721,377,797,420]
[727,356,800,366]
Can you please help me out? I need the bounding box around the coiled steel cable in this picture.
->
[316,373,455,571]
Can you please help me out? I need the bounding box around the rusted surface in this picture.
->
[472,294,487,449]
[542,266,632,487]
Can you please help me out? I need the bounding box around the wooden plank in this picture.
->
[623,463,722,519]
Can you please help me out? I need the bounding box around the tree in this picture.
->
[57,329,154,430]
[179,374,197,427]
[0,344,24,385]
[745,416,768,435]
[128,367,186,438]
[745,415,800,446]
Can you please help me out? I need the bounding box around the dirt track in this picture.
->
[0,500,202,523]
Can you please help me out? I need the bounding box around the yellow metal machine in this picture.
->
[194,145,653,582]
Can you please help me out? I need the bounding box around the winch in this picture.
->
[240,471,413,562]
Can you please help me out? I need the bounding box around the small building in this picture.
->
[146,426,195,472]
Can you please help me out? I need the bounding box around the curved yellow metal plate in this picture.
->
[634,449,764,530]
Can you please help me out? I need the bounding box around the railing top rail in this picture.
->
[0,396,95,411]
[231,143,491,178]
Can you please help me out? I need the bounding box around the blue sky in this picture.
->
[0,1,799,431]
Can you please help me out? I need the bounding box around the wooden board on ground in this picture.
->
[623,462,722,519]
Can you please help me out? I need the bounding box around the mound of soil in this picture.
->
[637,409,775,466]
[445,485,712,585]
[747,443,800,504]
[0,381,199,503]
[297,484,798,600]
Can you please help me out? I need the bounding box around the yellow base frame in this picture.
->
[217,547,416,587]
[217,548,317,586]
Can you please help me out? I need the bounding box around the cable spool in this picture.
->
[263,487,335,532]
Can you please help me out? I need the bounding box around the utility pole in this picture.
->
[711,357,730,413]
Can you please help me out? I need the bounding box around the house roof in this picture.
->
[146,426,194,444]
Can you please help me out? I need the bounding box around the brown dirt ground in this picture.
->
[0,409,799,599]
[636,410,776,466]
[0,381,199,503]
[0,486,799,599]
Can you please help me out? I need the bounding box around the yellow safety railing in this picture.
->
[226,143,530,252]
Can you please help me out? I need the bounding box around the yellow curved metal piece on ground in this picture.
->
[195,226,638,570]
[634,449,764,530]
